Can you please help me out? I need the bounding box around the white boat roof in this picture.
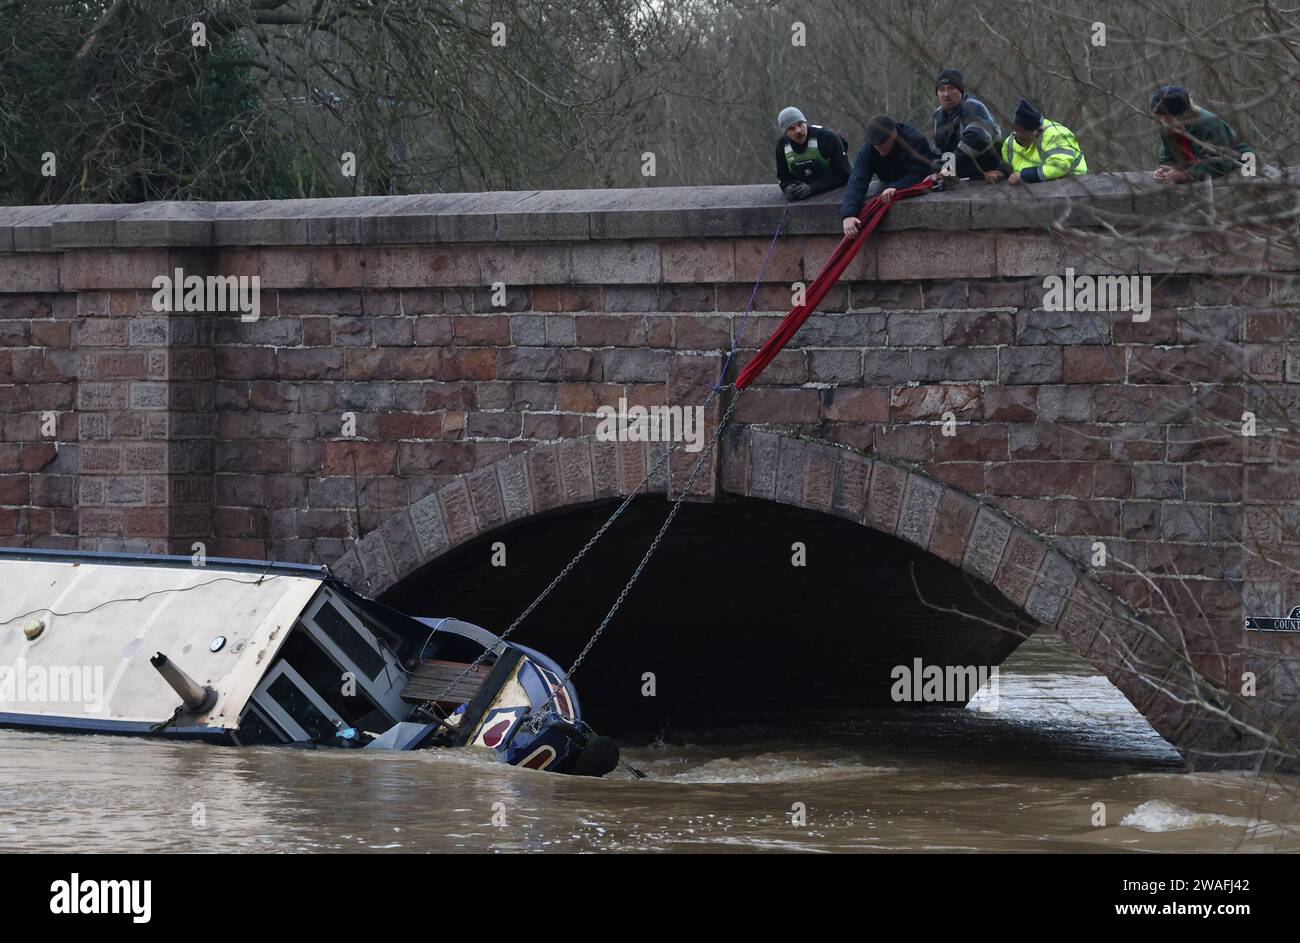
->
[0,551,326,731]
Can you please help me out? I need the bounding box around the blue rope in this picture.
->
[715,203,791,391]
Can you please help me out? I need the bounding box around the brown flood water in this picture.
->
[2,631,1296,853]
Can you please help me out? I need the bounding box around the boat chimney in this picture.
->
[150,652,217,715]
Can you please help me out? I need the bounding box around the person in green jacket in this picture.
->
[994,98,1087,185]
[1150,85,1253,183]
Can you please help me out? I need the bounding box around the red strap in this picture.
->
[735,179,933,390]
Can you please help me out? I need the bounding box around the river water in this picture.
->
[2,630,1296,853]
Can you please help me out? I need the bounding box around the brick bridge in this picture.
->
[2,173,1298,768]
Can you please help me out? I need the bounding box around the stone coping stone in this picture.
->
[0,171,1293,251]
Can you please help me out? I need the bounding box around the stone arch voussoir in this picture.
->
[334,426,1203,756]
[718,426,1204,752]
[330,436,669,597]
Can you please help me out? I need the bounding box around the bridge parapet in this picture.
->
[1,172,1298,767]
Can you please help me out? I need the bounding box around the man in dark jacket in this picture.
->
[1150,85,1253,183]
[840,115,936,238]
[774,106,852,201]
[931,68,1002,182]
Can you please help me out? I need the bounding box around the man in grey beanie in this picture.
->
[774,106,852,201]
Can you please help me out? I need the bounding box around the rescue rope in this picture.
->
[430,180,932,729]
[527,183,935,724]
[737,179,935,388]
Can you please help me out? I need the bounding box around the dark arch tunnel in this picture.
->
[379,495,1043,740]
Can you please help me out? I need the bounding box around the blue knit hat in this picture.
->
[1150,85,1190,116]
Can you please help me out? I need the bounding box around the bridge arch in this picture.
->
[332,429,1201,756]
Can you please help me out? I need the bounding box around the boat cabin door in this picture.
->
[250,661,348,743]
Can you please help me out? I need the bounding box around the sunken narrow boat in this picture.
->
[0,547,618,776]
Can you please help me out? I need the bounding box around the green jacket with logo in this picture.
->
[999,118,1087,183]
[774,125,851,195]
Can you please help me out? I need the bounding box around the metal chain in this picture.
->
[530,389,745,727]
[418,384,729,712]
[420,206,790,712]
[500,385,727,640]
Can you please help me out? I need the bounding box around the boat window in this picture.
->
[233,704,285,745]
[313,600,385,681]
[267,674,339,741]
[277,629,387,730]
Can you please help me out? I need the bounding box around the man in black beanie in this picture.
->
[1150,85,1253,183]
[931,68,1003,183]
[997,98,1088,184]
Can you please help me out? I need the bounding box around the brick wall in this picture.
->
[1,173,1298,766]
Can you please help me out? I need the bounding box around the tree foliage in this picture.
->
[0,1,1295,200]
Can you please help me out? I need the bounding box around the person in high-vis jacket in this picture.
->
[995,98,1087,185]
[774,106,852,201]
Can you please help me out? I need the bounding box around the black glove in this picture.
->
[783,182,812,201]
